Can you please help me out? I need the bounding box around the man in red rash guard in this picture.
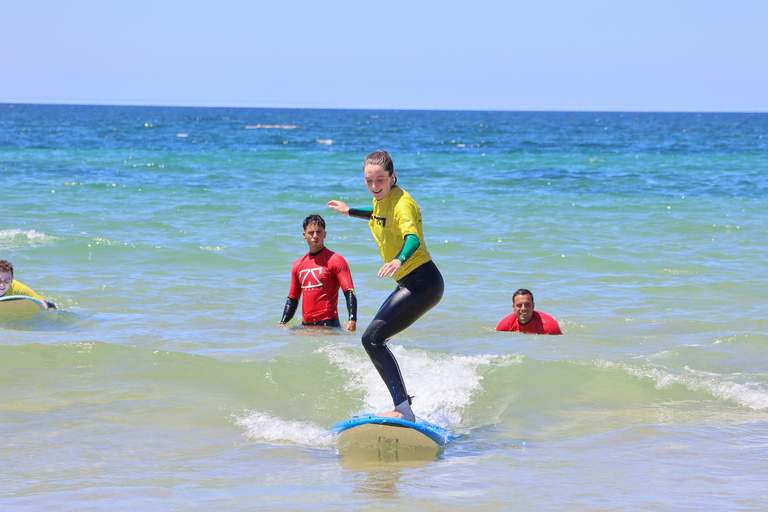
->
[278,214,357,331]
[496,288,562,335]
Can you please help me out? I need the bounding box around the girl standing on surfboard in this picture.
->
[327,150,444,423]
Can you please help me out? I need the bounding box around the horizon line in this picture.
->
[2,99,767,115]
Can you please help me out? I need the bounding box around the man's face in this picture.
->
[513,294,534,325]
[0,271,13,297]
[303,223,327,253]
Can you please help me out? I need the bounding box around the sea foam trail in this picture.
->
[234,411,333,448]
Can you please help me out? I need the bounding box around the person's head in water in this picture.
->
[0,260,14,297]
[303,214,327,253]
[512,288,535,325]
[363,150,397,201]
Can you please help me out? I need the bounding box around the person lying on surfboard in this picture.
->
[496,288,562,335]
[278,214,357,331]
[327,150,444,423]
[0,259,56,309]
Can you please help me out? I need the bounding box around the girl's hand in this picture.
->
[327,200,350,216]
[378,259,402,278]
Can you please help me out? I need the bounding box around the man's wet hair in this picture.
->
[0,260,13,275]
[513,288,533,303]
[303,214,326,231]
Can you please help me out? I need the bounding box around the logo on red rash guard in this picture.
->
[299,268,324,289]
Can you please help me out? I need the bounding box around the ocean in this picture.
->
[1,103,767,510]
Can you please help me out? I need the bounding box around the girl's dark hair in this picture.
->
[363,150,394,174]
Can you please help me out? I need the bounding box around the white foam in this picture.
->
[234,347,521,445]
[319,343,520,428]
[234,410,333,448]
[596,360,768,410]
[0,229,53,246]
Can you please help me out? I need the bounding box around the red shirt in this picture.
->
[288,248,354,323]
[496,310,562,335]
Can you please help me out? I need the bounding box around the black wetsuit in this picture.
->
[362,260,444,405]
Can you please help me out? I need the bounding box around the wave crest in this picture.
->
[596,359,768,411]
[0,229,55,247]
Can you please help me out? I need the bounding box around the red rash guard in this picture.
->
[495,310,562,335]
[288,248,354,323]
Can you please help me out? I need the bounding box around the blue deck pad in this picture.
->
[331,413,456,447]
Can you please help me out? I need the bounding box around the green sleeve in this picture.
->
[395,234,420,263]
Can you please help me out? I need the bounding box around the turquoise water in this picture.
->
[2,104,768,510]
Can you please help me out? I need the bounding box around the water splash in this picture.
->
[319,342,521,428]
[233,410,333,448]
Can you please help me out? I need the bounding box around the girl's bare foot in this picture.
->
[376,400,415,423]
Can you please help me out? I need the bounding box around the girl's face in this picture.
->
[364,164,395,201]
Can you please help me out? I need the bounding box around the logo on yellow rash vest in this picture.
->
[373,216,386,227]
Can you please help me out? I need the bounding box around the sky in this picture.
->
[2,0,766,112]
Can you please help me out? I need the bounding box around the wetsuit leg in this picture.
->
[361,261,444,406]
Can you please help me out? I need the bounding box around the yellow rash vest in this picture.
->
[369,187,432,281]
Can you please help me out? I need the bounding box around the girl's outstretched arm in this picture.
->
[327,200,349,216]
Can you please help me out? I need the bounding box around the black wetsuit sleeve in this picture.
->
[343,288,358,322]
[280,297,299,324]
[348,207,373,220]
